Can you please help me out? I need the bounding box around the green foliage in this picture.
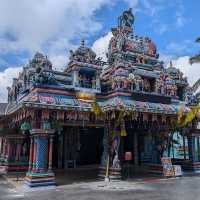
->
[196,37,200,43]
[190,37,200,64]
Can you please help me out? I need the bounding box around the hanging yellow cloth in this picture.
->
[177,105,185,126]
[92,100,103,116]
[120,119,127,137]
[184,106,200,126]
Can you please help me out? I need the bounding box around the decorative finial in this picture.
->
[118,8,134,28]
[80,39,85,47]
[170,60,173,68]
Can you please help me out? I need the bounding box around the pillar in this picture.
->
[48,136,54,172]
[6,140,11,162]
[28,137,34,172]
[25,129,56,187]
[0,137,2,156]
[2,139,6,159]
[96,72,101,90]
[100,127,109,167]
[57,134,63,169]
[188,135,195,162]
[35,136,48,172]
[133,132,138,165]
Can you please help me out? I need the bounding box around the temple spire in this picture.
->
[118,8,134,29]
[80,39,85,48]
[170,60,173,68]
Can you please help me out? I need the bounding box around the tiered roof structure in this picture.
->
[1,8,191,120]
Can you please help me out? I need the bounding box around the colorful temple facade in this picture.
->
[0,9,199,187]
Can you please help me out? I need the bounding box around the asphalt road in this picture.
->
[1,175,200,200]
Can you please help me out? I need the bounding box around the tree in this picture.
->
[190,37,200,64]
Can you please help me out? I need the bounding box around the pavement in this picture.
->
[1,174,200,200]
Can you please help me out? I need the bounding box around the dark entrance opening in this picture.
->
[54,126,104,169]
[79,127,104,165]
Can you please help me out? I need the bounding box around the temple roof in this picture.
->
[99,96,190,114]
[0,8,190,116]
[28,52,52,70]
[68,40,97,64]
[107,8,159,68]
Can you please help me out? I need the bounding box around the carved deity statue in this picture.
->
[116,33,126,51]
[134,75,143,91]
[118,8,134,28]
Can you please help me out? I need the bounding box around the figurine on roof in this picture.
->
[111,68,131,90]
[155,72,165,95]
[69,40,97,64]
[184,87,197,105]
[29,52,52,70]
[165,76,177,97]
[118,8,134,28]
[134,75,143,91]
[146,38,157,57]
[32,65,57,86]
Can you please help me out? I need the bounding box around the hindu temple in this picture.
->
[0,8,199,187]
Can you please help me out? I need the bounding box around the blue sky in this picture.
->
[0,0,200,101]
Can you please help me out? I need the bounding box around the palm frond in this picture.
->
[190,54,200,64]
[196,37,200,43]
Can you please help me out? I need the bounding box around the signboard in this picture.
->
[161,157,174,177]
[125,152,132,161]
[76,92,95,103]
[173,165,182,177]
[30,93,76,106]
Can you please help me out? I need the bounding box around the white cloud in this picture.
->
[0,0,113,102]
[176,15,186,28]
[175,0,186,28]
[167,56,200,86]
[50,55,68,71]
[0,0,112,64]
[92,32,112,61]
[0,67,22,102]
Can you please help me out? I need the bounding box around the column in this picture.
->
[32,138,37,172]
[35,136,48,172]
[3,139,6,159]
[6,140,11,162]
[25,129,56,187]
[0,138,2,156]
[48,136,54,172]
[96,73,101,90]
[28,137,34,172]
[133,132,138,165]
[100,127,109,167]
[57,134,63,169]
[188,136,195,162]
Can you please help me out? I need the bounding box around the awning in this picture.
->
[21,93,190,115]
[99,97,190,115]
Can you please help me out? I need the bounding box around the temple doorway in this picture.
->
[55,126,104,170]
[79,127,104,166]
